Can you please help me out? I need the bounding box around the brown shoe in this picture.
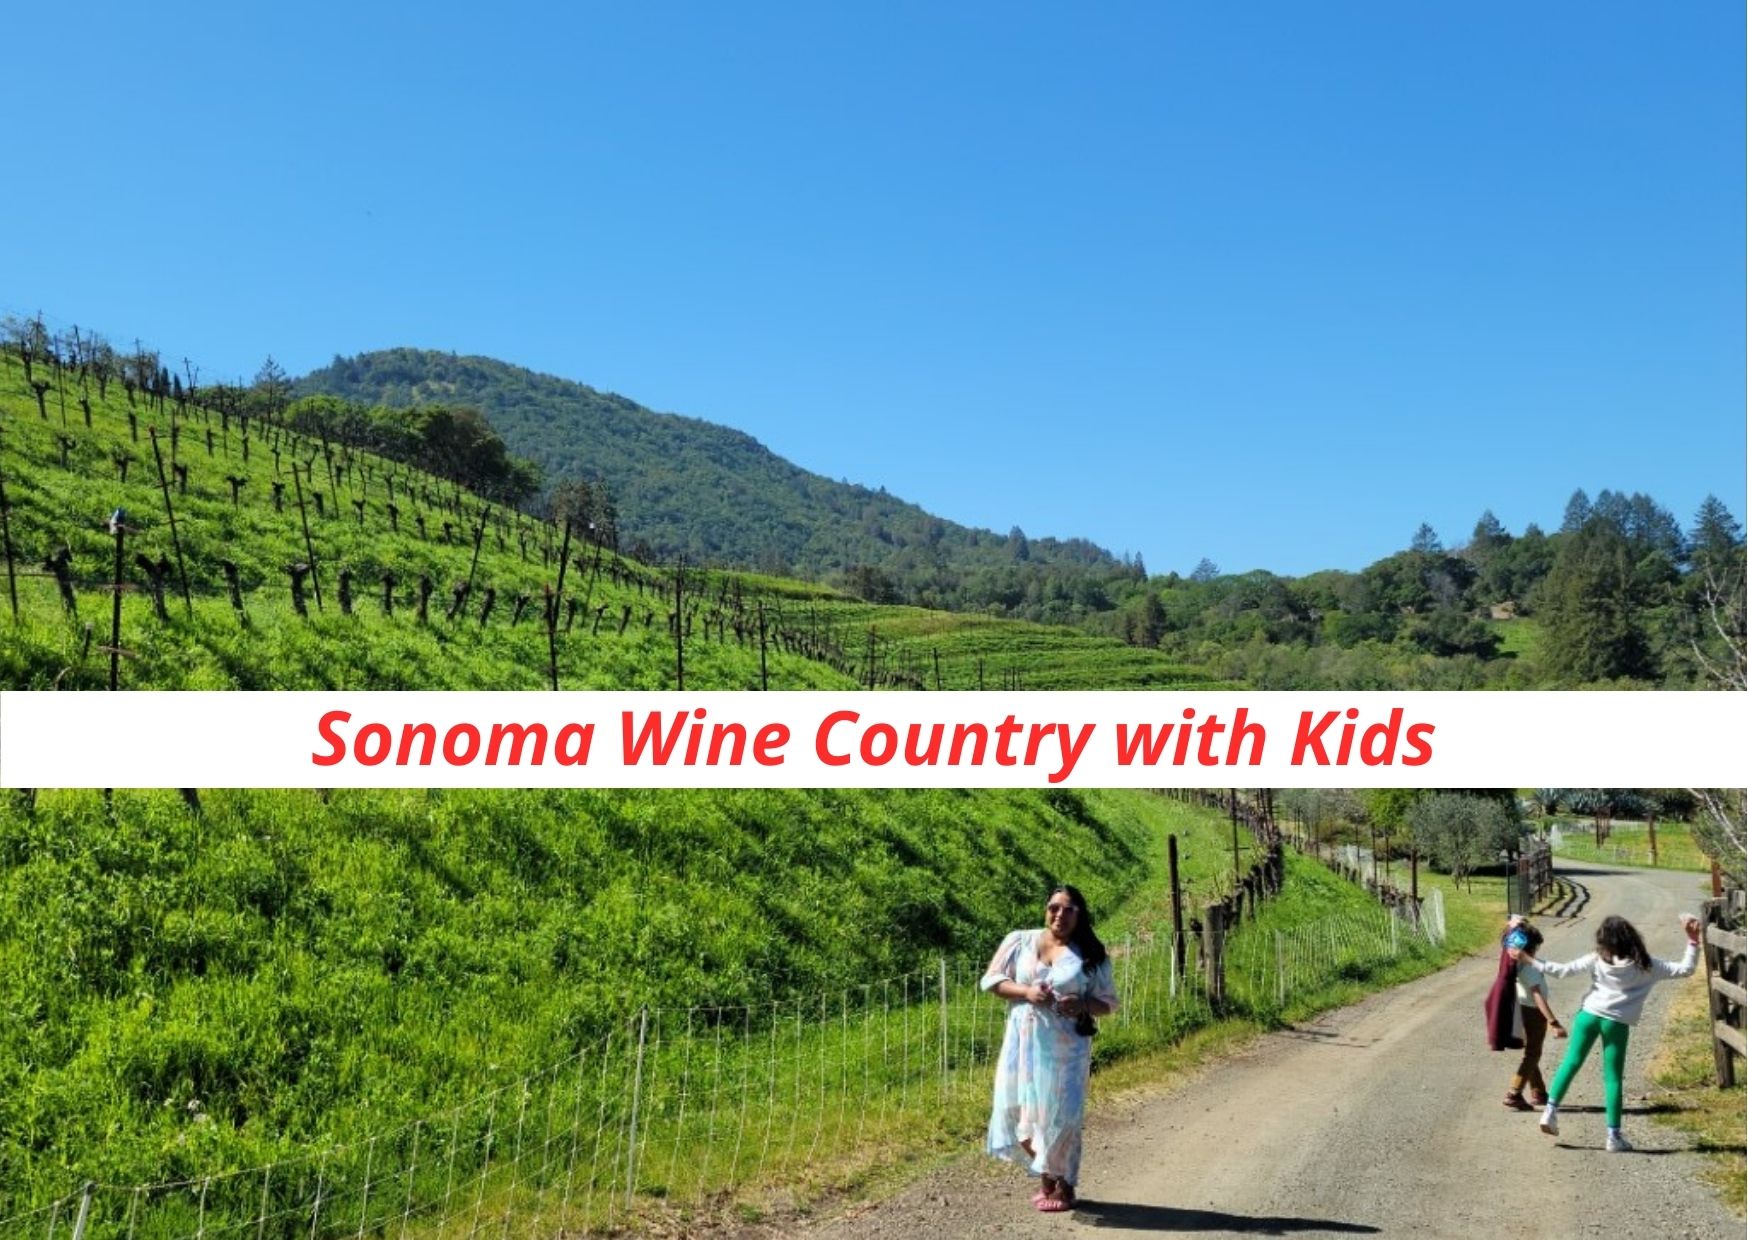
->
[1502,1091,1534,1111]
[1528,1091,1549,1108]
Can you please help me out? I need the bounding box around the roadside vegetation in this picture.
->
[1649,962,1747,1215]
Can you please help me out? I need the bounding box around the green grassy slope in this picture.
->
[0,785,1241,1206]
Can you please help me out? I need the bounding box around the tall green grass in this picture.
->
[7,846,1446,1238]
[0,786,1247,1219]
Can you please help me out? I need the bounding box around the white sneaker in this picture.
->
[1605,1132,1633,1153]
[1539,1108,1559,1136]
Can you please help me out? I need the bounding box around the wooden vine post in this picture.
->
[757,599,769,690]
[465,507,488,599]
[290,463,324,611]
[547,519,572,691]
[107,509,126,690]
[1203,901,1226,1010]
[1230,789,1241,886]
[147,427,193,615]
[0,426,17,621]
[673,557,685,691]
[1169,834,1186,982]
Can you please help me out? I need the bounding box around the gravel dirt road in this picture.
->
[802,863,1739,1240]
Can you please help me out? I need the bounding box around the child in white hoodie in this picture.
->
[1512,914,1700,1152]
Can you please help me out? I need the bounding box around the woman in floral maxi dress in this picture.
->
[980,885,1119,1212]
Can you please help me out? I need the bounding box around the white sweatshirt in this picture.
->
[1535,942,1698,1026]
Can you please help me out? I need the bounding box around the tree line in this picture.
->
[1096,495,1744,690]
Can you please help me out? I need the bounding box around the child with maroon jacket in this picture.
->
[1500,917,1568,1111]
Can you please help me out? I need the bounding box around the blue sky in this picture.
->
[4,3,1741,576]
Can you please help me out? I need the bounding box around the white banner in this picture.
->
[2,691,1742,788]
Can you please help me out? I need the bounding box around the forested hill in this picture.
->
[297,348,1135,608]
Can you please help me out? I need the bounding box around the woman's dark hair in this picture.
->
[1519,922,1544,954]
[1050,885,1107,971]
[1595,916,1652,970]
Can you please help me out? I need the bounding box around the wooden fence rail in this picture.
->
[1700,891,1746,1088]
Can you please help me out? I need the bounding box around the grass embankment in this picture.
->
[1550,820,1713,874]
[0,787,1238,1221]
[1,791,1502,1235]
[0,361,1221,691]
[1649,972,1747,1215]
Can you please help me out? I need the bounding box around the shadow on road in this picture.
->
[1538,875,1592,920]
[1551,1143,1683,1156]
[1545,865,1622,878]
[1072,1201,1380,1234]
[1694,1138,1748,1155]
[1272,1026,1374,1049]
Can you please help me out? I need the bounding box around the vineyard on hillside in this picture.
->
[0,337,1219,694]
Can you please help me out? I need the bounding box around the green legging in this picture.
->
[1548,1008,1630,1127]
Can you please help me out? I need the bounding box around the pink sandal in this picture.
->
[1034,1180,1075,1213]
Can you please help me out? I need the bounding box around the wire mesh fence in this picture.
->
[6,903,1439,1239]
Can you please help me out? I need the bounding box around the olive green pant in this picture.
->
[1548,1008,1629,1128]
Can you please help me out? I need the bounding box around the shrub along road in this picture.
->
[803,863,1739,1239]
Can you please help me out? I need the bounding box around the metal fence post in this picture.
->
[308,1151,327,1240]
[938,957,950,1099]
[69,1183,95,1240]
[625,1007,650,1211]
[1122,933,1133,1025]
